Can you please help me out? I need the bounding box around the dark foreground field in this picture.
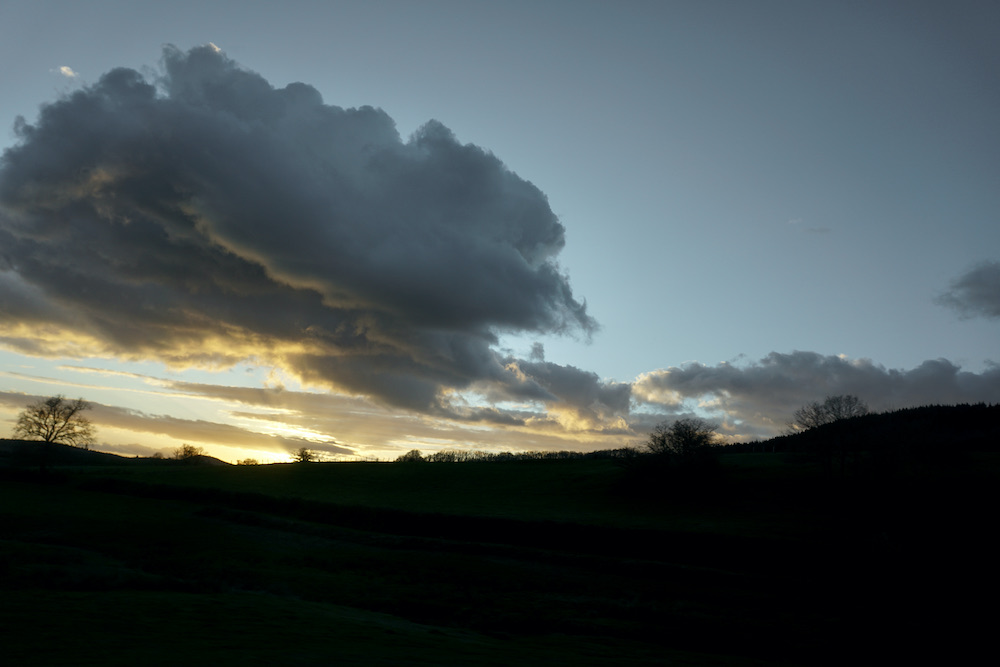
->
[1,449,996,665]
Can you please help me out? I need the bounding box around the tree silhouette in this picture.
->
[293,447,315,463]
[396,449,425,463]
[622,418,721,494]
[13,395,96,447]
[791,394,870,475]
[174,444,207,460]
[792,394,869,431]
[646,418,718,461]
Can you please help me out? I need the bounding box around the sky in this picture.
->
[1,0,998,463]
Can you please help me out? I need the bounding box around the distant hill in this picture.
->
[727,403,1000,474]
[774,402,998,449]
[0,439,230,468]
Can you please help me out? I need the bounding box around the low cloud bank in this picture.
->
[3,348,998,456]
[635,351,1000,439]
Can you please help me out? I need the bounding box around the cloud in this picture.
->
[786,218,831,234]
[0,45,594,419]
[95,404,351,456]
[635,351,1000,438]
[494,358,632,432]
[0,388,350,458]
[154,375,632,453]
[937,260,1000,320]
[56,66,78,78]
[1,363,633,459]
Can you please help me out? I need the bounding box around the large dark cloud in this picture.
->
[937,261,1000,320]
[635,351,1000,438]
[0,45,594,416]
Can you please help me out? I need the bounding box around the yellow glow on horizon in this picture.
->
[232,416,329,444]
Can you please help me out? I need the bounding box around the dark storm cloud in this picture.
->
[937,261,1000,320]
[635,351,1000,438]
[0,45,594,414]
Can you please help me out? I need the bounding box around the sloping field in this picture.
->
[1,451,995,665]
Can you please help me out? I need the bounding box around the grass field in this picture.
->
[71,455,827,537]
[1,452,994,665]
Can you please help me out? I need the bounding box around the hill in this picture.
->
[0,438,230,468]
[729,402,1000,462]
[1,405,997,664]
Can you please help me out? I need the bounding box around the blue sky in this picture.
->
[1,1,998,462]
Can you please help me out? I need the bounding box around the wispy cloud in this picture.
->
[0,369,119,393]
[786,218,831,234]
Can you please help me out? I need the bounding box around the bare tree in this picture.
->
[791,401,828,431]
[395,449,425,463]
[646,418,718,460]
[293,447,315,463]
[823,394,870,422]
[13,395,96,447]
[174,444,206,461]
[624,418,722,492]
[792,395,869,431]
[791,394,870,476]
[174,443,207,459]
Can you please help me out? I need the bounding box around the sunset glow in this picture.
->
[1,2,997,462]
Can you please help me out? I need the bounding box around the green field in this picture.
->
[69,456,822,535]
[1,452,994,665]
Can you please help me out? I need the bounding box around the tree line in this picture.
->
[11,393,996,473]
[395,447,639,463]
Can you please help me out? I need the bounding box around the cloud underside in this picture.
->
[0,45,623,431]
[7,347,998,460]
